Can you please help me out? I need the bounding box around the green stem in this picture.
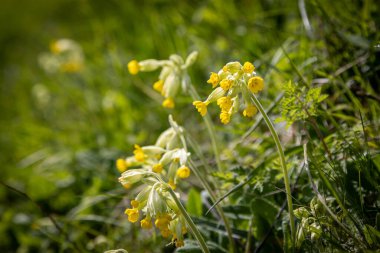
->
[167,187,210,253]
[249,93,295,248]
[188,84,224,172]
[245,216,254,253]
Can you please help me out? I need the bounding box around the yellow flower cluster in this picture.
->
[127,52,198,109]
[193,61,264,124]
[116,118,191,247]
[119,183,187,247]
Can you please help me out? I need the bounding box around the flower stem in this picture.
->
[249,93,295,248]
[187,83,224,172]
[167,187,210,253]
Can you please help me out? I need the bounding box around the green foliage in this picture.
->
[186,189,202,217]
[275,81,328,127]
[0,0,379,252]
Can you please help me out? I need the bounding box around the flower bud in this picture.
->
[118,169,149,185]
[135,186,153,204]
[224,61,242,73]
[141,145,166,155]
[162,73,180,98]
[169,54,184,66]
[139,59,162,72]
[155,128,176,148]
[159,66,172,81]
[183,51,198,68]
[159,150,177,166]
[147,187,166,215]
[205,87,225,103]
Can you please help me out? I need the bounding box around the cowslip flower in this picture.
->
[116,117,191,247]
[116,158,128,173]
[127,52,198,109]
[193,61,264,124]
[118,172,188,247]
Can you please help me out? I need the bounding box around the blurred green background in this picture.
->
[0,0,379,252]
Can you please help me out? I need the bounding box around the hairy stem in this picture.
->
[167,187,210,253]
[249,93,295,248]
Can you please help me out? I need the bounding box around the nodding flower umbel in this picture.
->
[193,61,264,124]
[127,52,198,109]
[116,117,190,247]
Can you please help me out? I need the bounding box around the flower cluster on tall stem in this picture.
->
[193,61,264,124]
[116,118,193,248]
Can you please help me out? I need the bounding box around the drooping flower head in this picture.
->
[127,52,198,109]
[193,61,264,124]
[115,117,190,247]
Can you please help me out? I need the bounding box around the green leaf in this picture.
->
[186,188,202,217]
[318,94,328,103]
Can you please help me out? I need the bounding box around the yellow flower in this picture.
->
[219,79,233,91]
[125,208,139,223]
[176,166,190,179]
[217,96,233,111]
[207,72,219,88]
[131,199,140,208]
[155,214,172,230]
[247,76,264,93]
[133,144,145,162]
[193,101,209,116]
[161,228,171,238]
[140,217,152,229]
[243,105,258,117]
[168,179,176,190]
[220,111,231,124]
[128,60,140,75]
[175,239,184,247]
[153,80,164,93]
[152,163,163,173]
[162,98,175,108]
[243,62,255,73]
[123,183,132,189]
[116,158,128,173]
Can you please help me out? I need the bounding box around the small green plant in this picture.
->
[275,81,328,128]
